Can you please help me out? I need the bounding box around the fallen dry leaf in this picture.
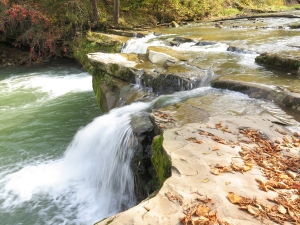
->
[227,192,242,204]
[212,146,219,151]
[275,128,287,135]
[283,136,290,143]
[202,178,210,183]
[195,205,210,217]
[193,139,203,144]
[247,205,261,215]
[293,132,300,137]
[165,191,183,205]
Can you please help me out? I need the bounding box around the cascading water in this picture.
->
[0,96,149,225]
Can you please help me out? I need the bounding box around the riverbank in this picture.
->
[0,43,29,69]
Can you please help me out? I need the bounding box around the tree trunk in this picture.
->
[91,0,99,23]
[114,0,120,24]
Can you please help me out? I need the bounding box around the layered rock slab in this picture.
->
[95,116,299,225]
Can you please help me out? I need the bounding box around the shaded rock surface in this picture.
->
[0,43,29,68]
[130,112,156,203]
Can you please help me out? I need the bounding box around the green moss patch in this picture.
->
[151,134,171,190]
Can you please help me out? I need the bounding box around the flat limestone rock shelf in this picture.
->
[87,51,214,94]
[96,116,300,225]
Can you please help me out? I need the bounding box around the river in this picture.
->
[0,13,300,225]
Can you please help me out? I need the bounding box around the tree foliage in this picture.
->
[0,0,292,64]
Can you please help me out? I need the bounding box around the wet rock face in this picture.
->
[227,44,255,54]
[87,51,214,96]
[194,41,217,46]
[130,112,156,202]
[170,37,195,46]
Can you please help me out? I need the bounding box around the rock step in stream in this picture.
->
[97,115,300,225]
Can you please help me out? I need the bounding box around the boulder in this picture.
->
[87,52,140,82]
[227,44,255,54]
[170,37,195,47]
[255,53,300,75]
[173,37,194,43]
[193,41,217,46]
[147,50,179,66]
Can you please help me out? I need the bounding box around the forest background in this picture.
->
[0,0,299,65]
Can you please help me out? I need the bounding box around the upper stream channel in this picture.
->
[0,12,300,225]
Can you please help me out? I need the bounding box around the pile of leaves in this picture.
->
[231,128,300,224]
[184,122,299,224]
[165,191,233,225]
[153,110,176,129]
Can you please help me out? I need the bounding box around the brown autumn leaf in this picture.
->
[165,191,183,205]
[193,139,203,144]
[293,132,300,137]
[223,125,232,133]
[195,205,210,217]
[218,219,235,225]
[286,171,297,179]
[283,136,290,143]
[292,135,300,143]
[197,195,211,204]
[211,168,221,175]
[243,164,252,171]
[198,130,209,136]
[277,205,287,214]
[192,216,209,225]
[255,178,269,192]
[247,205,261,215]
[275,128,287,135]
[288,208,299,221]
[215,122,222,129]
[186,137,196,141]
[227,192,242,204]
[212,146,219,151]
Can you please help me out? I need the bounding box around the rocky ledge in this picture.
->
[212,79,300,115]
[96,115,300,225]
[87,50,214,113]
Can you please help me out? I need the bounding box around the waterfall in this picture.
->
[62,102,149,218]
[0,101,149,225]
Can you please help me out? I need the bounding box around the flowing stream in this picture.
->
[1,13,300,225]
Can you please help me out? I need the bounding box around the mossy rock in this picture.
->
[255,53,300,74]
[150,134,171,190]
[92,74,108,113]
